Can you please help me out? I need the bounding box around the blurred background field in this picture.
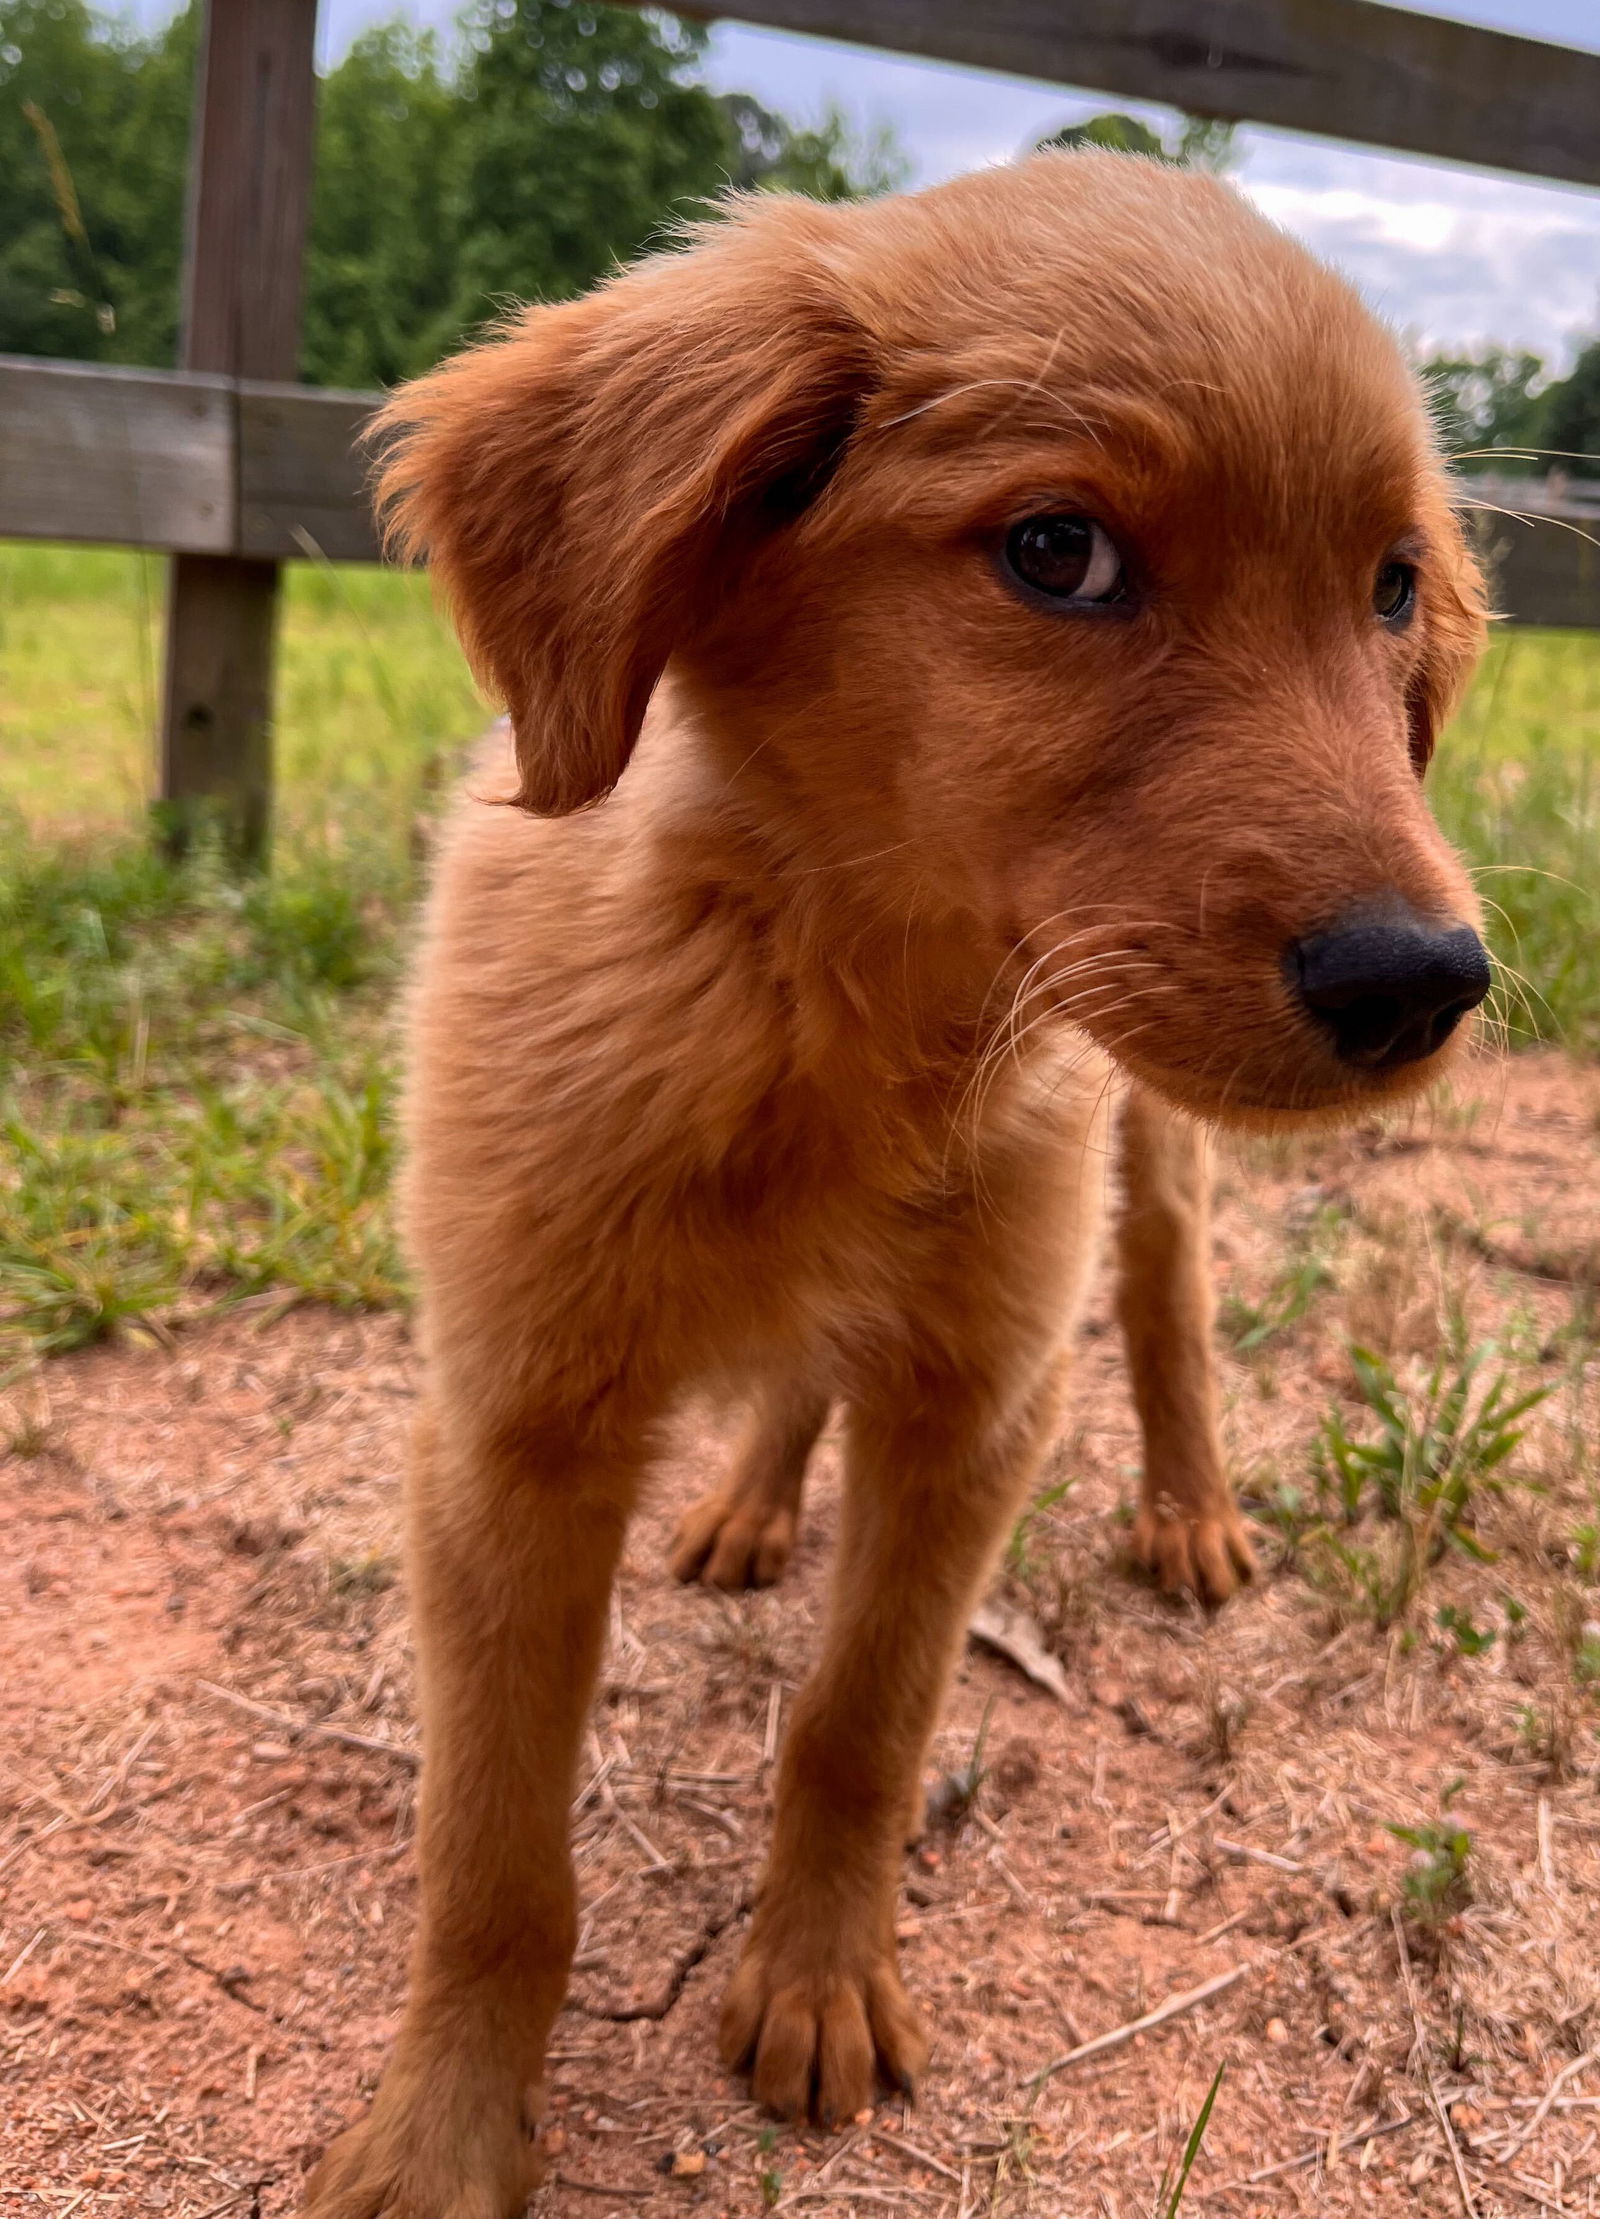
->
[0,540,481,851]
[3,535,1599,1377]
[0,542,482,1370]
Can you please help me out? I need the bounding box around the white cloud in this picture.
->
[1239,147,1600,365]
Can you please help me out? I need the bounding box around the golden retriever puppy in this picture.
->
[306,152,1490,2216]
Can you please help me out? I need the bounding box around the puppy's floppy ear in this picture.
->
[1408,510,1489,777]
[373,198,872,815]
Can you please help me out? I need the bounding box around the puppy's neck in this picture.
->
[634,677,1052,1127]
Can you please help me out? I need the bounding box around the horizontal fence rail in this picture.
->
[0,355,381,564]
[1,355,1595,626]
[660,0,1600,189]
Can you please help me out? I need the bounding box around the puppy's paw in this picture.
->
[719,1930,927,2125]
[303,2065,545,2218]
[669,1489,796,1589]
[1132,1493,1256,1606]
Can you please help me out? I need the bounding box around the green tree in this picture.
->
[0,0,901,386]
[1420,346,1548,472]
[301,22,460,387]
[1036,109,1238,172]
[304,5,903,381]
[441,0,731,335]
[718,91,907,200]
[1539,337,1600,478]
[0,1,191,365]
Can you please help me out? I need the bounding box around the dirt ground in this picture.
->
[4,1047,1600,2219]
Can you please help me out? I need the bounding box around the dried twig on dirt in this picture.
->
[2,1926,47,1984]
[874,2130,964,2184]
[1026,1963,1250,2089]
[1211,2111,1419,2191]
[1213,1836,1304,1874]
[1500,2049,1600,2163]
[1392,1907,1478,2217]
[598,1773,674,1875]
[195,1678,419,1768]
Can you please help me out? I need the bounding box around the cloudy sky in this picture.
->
[131,0,1600,369]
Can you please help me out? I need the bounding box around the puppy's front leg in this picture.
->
[305,1401,642,2219]
[1118,1083,1256,1604]
[721,1362,1064,2124]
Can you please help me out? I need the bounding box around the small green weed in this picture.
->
[1156,2063,1225,2217]
[1436,1603,1496,1657]
[1006,1469,1074,1578]
[1220,1207,1341,1353]
[1240,1471,1317,1567]
[755,2125,782,2207]
[1515,1695,1582,1780]
[1390,1794,1473,1927]
[1306,1339,1551,1626]
[926,1696,996,1827]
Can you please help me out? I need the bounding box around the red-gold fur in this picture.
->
[305,155,1486,2216]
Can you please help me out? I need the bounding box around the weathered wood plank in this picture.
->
[237,383,382,563]
[656,0,1600,189]
[180,0,319,386]
[0,355,233,554]
[1476,505,1600,631]
[156,557,279,862]
[161,0,321,860]
[0,360,380,559]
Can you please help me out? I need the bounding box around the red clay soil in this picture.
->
[4,1047,1600,2218]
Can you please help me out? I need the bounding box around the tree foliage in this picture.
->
[1420,343,1600,477]
[1540,338,1600,478]
[1421,347,1549,472]
[0,0,902,386]
[0,1,192,366]
[1036,109,1238,173]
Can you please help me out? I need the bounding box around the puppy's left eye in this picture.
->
[1374,560,1417,627]
[1005,514,1126,604]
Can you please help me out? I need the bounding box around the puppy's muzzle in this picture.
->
[1289,908,1491,1071]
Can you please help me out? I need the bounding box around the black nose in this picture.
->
[1290,911,1491,1070]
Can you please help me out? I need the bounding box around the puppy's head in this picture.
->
[378,155,1489,1126]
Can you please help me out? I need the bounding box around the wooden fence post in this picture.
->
[158,0,319,862]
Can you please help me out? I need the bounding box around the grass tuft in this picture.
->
[1306,1337,1552,1626]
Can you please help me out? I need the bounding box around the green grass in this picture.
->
[1305,1336,1552,1627]
[1431,627,1600,1055]
[1,541,1598,1370]
[0,541,481,852]
[0,838,403,1370]
[0,541,487,1374]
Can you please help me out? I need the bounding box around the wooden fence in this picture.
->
[4,0,1598,853]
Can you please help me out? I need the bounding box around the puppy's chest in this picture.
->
[697,1054,1114,1361]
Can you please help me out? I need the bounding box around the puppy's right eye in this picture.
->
[1005,514,1126,604]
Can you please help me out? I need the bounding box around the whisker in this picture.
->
[1455,499,1600,556]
